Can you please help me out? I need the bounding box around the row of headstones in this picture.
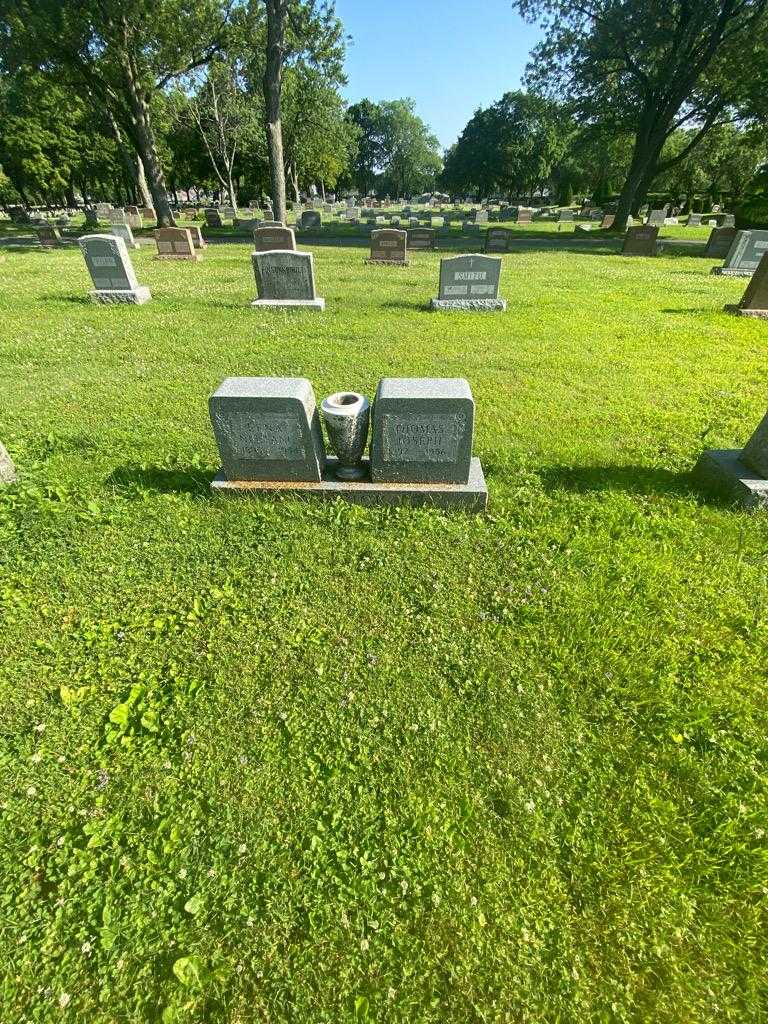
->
[76,223,768,319]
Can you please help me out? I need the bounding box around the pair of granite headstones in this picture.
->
[209,377,487,511]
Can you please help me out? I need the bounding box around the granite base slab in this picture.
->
[710,267,753,277]
[429,298,506,312]
[250,298,325,311]
[211,456,488,511]
[724,304,768,319]
[89,287,152,305]
[153,254,201,261]
[693,449,768,509]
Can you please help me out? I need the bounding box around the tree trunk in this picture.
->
[263,0,288,224]
[121,55,175,226]
[227,174,239,212]
[135,155,154,209]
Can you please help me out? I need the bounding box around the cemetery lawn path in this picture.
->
[1,241,767,1023]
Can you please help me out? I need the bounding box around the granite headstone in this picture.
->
[79,234,151,304]
[251,250,324,310]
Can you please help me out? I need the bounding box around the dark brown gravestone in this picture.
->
[366,228,408,265]
[621,225,659,256]
[725,253,768,319]
[704,226,737,259]
[37,224,63,248]
[154,227,200,261]
[407,227,436,251]
[485,227,513,253]
[253,225,296,252]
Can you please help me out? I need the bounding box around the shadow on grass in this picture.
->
[660,306,723,315]
[39,294,90,305]
[538,463,698,500]
[107,463,212,495]
[379,300,430,312]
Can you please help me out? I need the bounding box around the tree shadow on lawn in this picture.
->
[107,463,212,496]
[39,294,91,305]
[538,463,716,503]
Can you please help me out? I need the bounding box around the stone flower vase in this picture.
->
[320,391,370,480]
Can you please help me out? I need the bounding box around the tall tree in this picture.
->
[0,0,232,224]
[515,0,768,229]
[246,0,345,220]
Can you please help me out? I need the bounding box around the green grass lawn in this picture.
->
[1,240,767,1023]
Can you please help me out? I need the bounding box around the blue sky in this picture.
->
[334,0,543,153]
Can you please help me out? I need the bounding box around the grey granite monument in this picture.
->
[111,223,139,250]
[724,253,768,319]
[430,254,506,311]
[485,227,512,253]
[711,230,768,277]
[210,377,326,482]
[79,234,151,304]
[694,404,768,509]
[204,209,223,228]
[408,227,436,250]
[704,226,737,259]
[299,210,321,230]
[251,250,325,311]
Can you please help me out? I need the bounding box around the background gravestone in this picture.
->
[108,208,127,225]
[300,210,321,230]
[84,208,99,228]
[647,209,666,227]
[251,250,324,310]
[621,225,659,256]
[79,234,151,304]
[485,227,512,253]
[712,230,768,277]
[725,253,768,319]
[408,227,436,251]
[688,213,703,227]
[210,377,326,482]
[600,214,615,229]
[430,254,505,311]
[367,228,408,265]
[111,223,139,249]
[204,209,223,228]
[516,209,533,224]
[154,227,200,260]
[37,224,62,248]
[370,378,475,484]
[704,226,737,259]
[253,225,296,252]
